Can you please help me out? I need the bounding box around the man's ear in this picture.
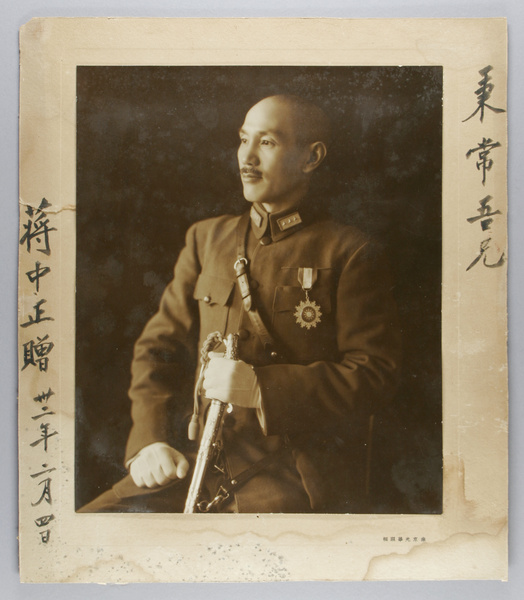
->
[302,141,327,173]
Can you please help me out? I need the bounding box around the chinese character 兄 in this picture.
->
[466,238,506,271]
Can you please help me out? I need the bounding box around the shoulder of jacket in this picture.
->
[308,219,391,268]
[186,213,240,240]
[189,213,239,231]
[310,218,372,249]
[197,213,239,226]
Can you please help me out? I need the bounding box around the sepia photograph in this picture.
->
[74,66,442,515]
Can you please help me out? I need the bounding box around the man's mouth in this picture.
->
[240,168,263,180]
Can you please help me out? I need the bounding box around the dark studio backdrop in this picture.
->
[75,66,442,513]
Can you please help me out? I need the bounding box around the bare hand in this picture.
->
[130,442,189,488]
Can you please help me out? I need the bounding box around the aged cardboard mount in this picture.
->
[18,18,507,582]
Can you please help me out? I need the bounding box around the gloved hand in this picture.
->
[129,442,189,488]
[202,356,260,408]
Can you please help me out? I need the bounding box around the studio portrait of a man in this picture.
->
[75,66,442,515]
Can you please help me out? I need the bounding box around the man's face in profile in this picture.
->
[237,97,311,210]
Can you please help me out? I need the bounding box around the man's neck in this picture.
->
[260,189,308,214]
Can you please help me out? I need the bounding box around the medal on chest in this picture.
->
[294,267,322,330]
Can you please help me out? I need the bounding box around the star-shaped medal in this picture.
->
[294,299,322,330]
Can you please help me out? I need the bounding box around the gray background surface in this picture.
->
[2,1,521,598]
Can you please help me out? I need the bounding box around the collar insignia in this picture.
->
[276,212,302,232]
[250,206,263,229]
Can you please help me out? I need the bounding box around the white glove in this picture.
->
[203,356,260,409]
[129,442,189,488]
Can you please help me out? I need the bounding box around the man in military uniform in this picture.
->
[79,94,401,514]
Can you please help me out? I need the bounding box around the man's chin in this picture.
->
[241,187,264,204]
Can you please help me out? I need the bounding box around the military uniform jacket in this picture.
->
[125,202,401,513]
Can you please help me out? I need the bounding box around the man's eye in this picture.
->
[260,139,274,146]
[239,137,248,144]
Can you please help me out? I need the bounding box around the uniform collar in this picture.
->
[250,203,305,243]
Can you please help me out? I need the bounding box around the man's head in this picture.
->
[237,95,330,212]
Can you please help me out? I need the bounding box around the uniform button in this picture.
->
[203,295,211,304]
[260,236,272,246]
[270,351,278,360]
[250,280,259,290]
[238,328,250,341]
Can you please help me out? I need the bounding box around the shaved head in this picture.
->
[250,95,332,148]
[238,95,330,211]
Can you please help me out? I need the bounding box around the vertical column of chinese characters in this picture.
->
[19,198,58,545]
[463,66,507,271]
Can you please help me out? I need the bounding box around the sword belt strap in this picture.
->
[234,212,286,362]
[203,446,285,512]
[225,447,284,495]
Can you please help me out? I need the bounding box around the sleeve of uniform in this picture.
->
[254,240,402,437]
[124,223,201,464]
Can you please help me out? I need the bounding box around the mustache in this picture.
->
[240,167,262,177]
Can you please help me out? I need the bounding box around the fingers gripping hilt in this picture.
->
[188,332,239,441]
[184,332,239,513]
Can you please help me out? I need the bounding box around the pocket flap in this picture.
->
[193,274,235,306]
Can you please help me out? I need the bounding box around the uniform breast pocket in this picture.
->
[272,285,335,362]
[193,273,235,337]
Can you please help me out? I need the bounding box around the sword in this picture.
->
[184,333,238,513]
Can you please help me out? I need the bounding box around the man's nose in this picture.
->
[239,141,259,166]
